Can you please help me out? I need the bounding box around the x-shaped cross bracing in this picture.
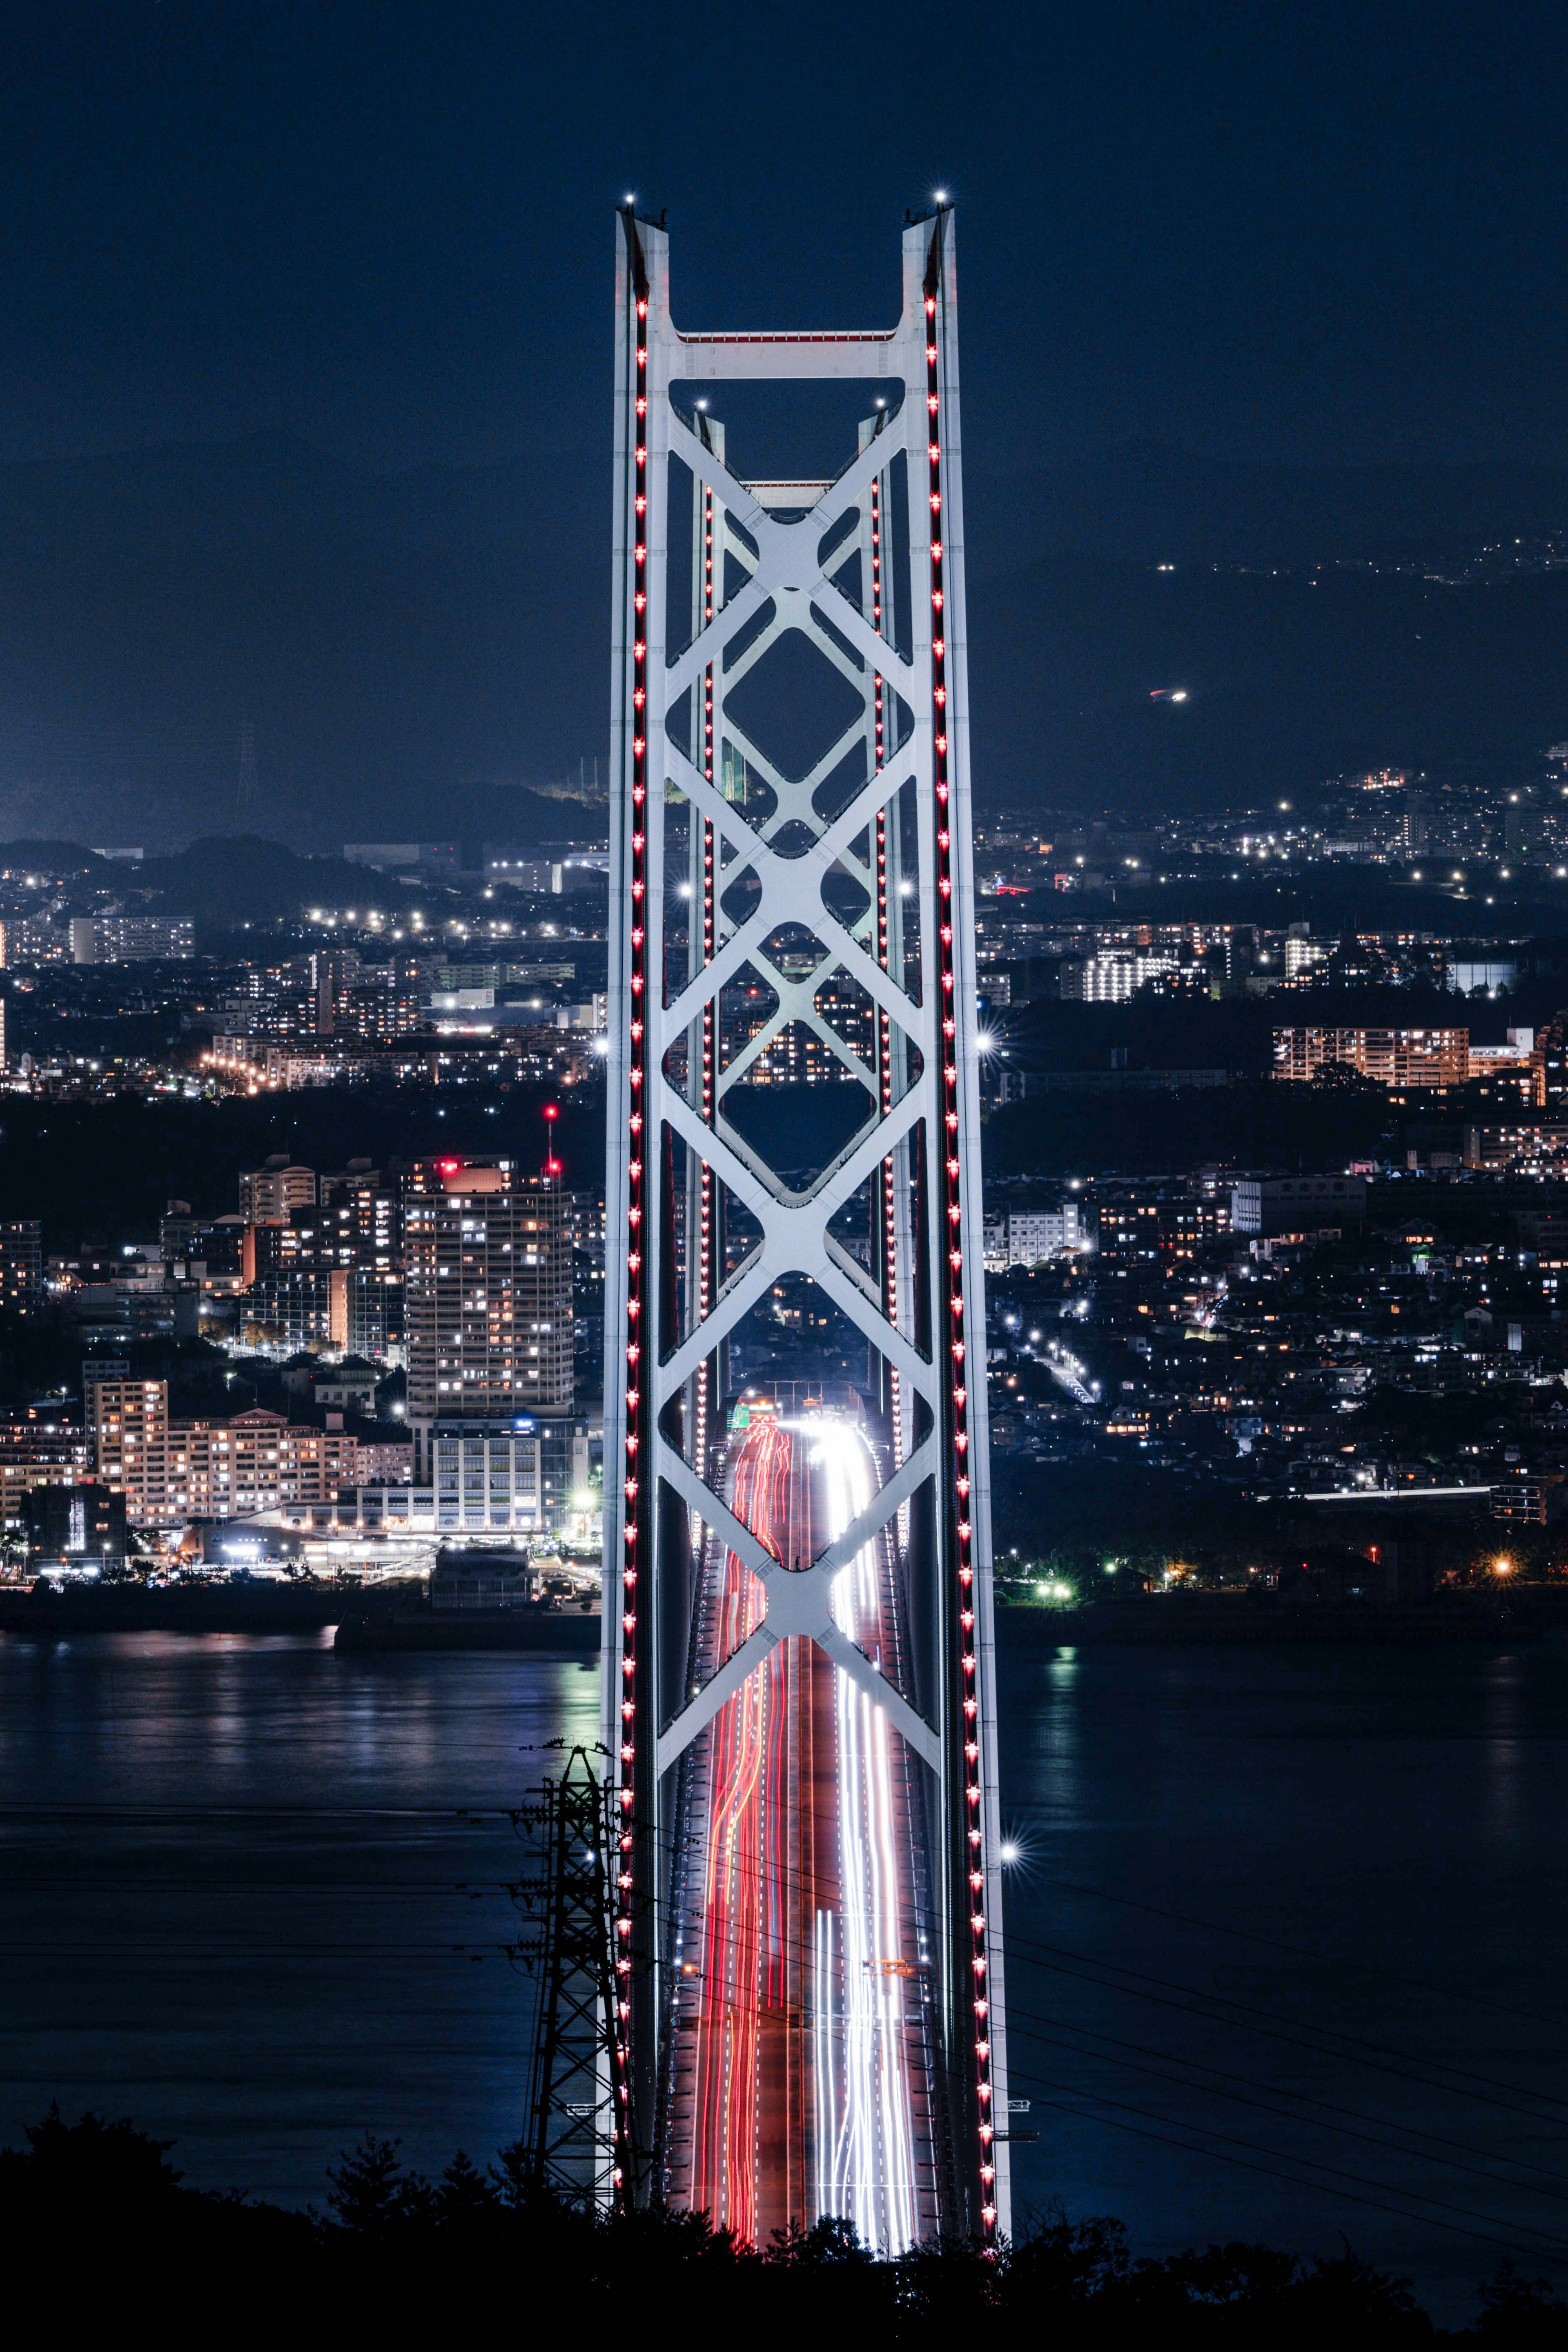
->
[654,1437,940,1775]
[646,375,943,1774]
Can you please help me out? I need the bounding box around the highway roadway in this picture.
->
[668,1404,939,2249]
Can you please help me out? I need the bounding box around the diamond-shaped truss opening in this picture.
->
[711,745,777,834]
[664,453,702,663]
[725,1274,879,1413]
[715,962,781,1084]
[807,695,913,835]
[883,682,915,760]
[659,790,762,1011]
[882,774,924,1006]
[811,969,875,1074]
[720,1036,877,1192]
[664,693,782,833]
[825,1168,878,1265]
[812,739,869,829]
[665,682,696,760]
[721,595,775,674]
[723,508,760,566]
[719,862,762,930]
[812,969,924,1093]
[810,599,865,676]
[723,626,864,786]
[758,922,829,982]
[662,1132,770,1361]
[768,817,817,860]
[879,445,915,664]
[820,860,872,937]
[660,792,696,1005]
[818,506,859,584]
[821,1159,927,1361]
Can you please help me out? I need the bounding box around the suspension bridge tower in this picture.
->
[601,202,1009,2247]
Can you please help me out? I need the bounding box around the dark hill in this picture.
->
[3,434,1568,842]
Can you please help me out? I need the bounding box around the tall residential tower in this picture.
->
[405,1155,576,1535]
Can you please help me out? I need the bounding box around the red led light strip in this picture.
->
[695,486,716,1478]
[613,258,650,2205]
[702,486,715,1316]
[871,476,901,1468]
[925,268,996,2241]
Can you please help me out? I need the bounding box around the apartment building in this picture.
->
[238,1155,318,1222]
[404,1157,572,1479]
[982,1203,1091,1269]
[86,1378,396,1525]
[1272,1027,1469,1088]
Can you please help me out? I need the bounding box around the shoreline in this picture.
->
[1,1582,1555,1648]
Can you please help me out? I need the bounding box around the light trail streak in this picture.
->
[690,1415,786,2243]
[680,1408,928,2250]
[811,1416,918,2253]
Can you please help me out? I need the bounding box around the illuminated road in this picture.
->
[668,1405,939,2247]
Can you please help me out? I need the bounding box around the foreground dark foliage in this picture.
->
[4,2107,1564,2343]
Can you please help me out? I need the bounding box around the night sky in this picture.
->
[2,0,1568,834]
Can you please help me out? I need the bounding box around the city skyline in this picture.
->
[6,4,1568,2306]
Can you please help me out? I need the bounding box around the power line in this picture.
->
[1006,2015,1568,2213]
[634,1886,1568,2215]
[575,1822,1568,2227]
[1028,1866,1568,2034]
[1005,1936,1568,2127]
[1015,2079,1568,2262]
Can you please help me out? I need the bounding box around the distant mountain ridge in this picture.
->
[2,432,1567,841]
[964,441,1568,573]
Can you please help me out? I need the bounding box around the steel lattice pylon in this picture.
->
[602,205,1009,2245]
[516,1749,620,2207]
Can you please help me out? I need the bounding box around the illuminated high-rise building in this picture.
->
[404,1156,572,1484]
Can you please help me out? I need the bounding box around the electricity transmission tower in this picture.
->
[514,1746,621,2206]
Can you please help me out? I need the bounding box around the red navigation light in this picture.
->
[437,1158,461,1174]
[543,1102,559,1121]
[546,1158,561,1177]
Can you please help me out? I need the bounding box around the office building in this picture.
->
[1058,949,1177,1002]
[0,918,67,965]
[1536,1015,1568,1111]
[429,1412,596,1536]
[1230,1176,1368,1237]
[23,1481,128,1565]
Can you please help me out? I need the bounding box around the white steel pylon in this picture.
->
[601,204,1009,2243]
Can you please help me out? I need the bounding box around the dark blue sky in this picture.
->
[4,0,1568,840]
[3,0,1567,472]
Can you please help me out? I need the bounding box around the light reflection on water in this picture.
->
[3,1628,1568,2316]
[0,1630,600,2203]
[998,1636,1568,2318]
